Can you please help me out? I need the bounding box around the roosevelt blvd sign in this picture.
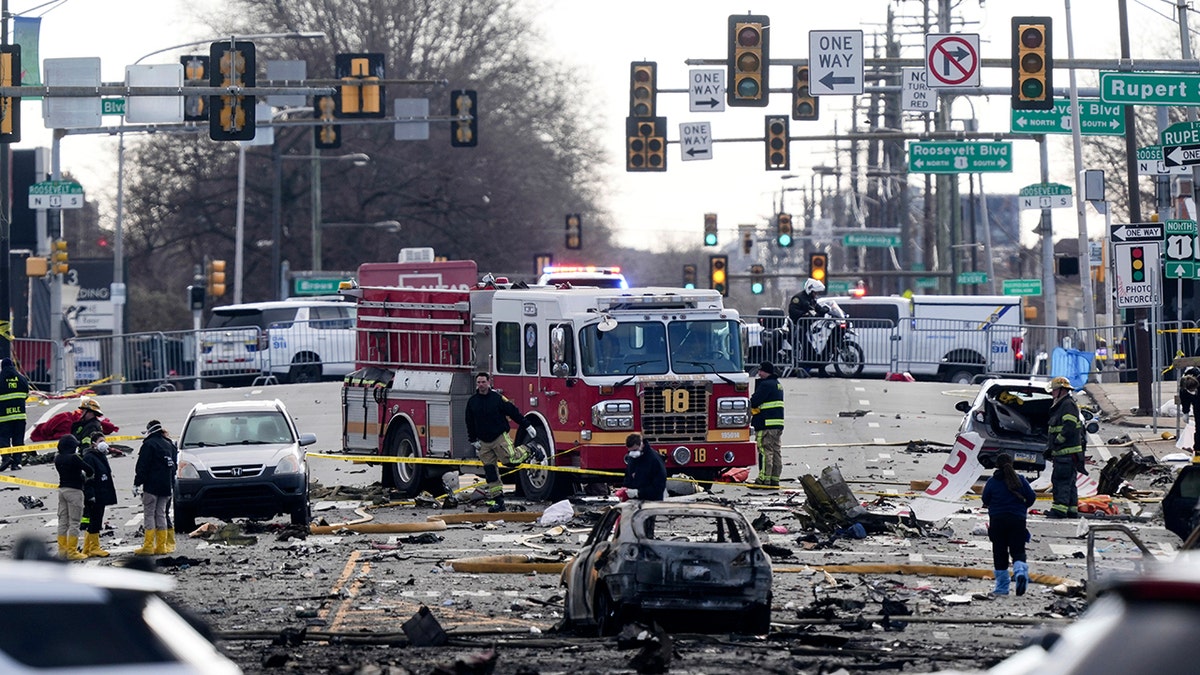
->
[28,180,84,209]
[1018,183,1072,210]
[1009,99,1124,136]
[907,141,1012,173]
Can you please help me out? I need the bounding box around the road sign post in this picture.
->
[908,141,1012,173]
[808,30,864,95]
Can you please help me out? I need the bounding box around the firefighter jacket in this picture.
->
[750,374,785,431]
[465,390,525,444]
[0,362,27,425]
[72,414,103,450]
[1047,394,1082,458]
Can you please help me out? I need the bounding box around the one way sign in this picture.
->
[809,30,863,95]
[679,122,712,162]
[1164,143,1200,168]
[1110,222,1164,243]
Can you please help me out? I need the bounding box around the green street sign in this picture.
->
[843,233,901,247]
[957,271,988,285]
[1100,72,1200,105]
[29,180,83,195]
[1161,121,1200,147]
[293,278,347,295]
[101,98,125,116]
[1166,261,1199,279]
[1018,183,1073,210]
[915,277,939,289]
[1003,278,1043,296]
[1166,219,1198,235]
[1010,99,1124,135]
[826,279,851,295]
[908,141,1013,174]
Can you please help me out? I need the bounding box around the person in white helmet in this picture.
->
[787,279,831,370]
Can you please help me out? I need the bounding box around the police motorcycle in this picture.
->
[754,302,863,377]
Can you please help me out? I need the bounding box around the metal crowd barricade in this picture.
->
[196,325,267,387]
[259,315,358,383]
[1015,323,1080,377]
[902,317,1026,380]
[744,311,897,377]
[1072,323,1137,382]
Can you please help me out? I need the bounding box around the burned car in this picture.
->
[561,501,772,636]
[953,378,1098,472]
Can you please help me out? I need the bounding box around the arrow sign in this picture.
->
[809,30,864,95]
[925,34,980,88]
[1110,223,1164,243]
[688,69,725,113]
[819,72,856,89]
[1164,143,1200,167]
[679,121,713,162]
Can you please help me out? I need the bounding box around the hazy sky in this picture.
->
[13,0,1188,253]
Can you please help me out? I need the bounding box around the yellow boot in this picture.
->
[152,528,169,555]
[64,536,86,561]
[163,528,176,554]
[84,532,109,558]
[56,535,68,558]
[133,529,157,556]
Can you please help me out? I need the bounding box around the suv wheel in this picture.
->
[288,359,322,383]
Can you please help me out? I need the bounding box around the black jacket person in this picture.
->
[464,372,539,512]
[621,433,666,501]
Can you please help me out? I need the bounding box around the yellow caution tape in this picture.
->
[0,473,58,489]
[0,435,144,456]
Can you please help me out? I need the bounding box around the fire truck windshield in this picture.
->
[578,320,742,376]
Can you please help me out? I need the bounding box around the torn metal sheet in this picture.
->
[907,432,985,522]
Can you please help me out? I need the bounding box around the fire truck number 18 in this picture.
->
[662,388,691,412]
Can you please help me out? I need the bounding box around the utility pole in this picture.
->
[0,0,10,361]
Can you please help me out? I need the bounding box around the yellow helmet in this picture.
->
[78,397,102,414]
[1047,376,1074,392]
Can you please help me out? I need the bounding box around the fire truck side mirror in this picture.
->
[550,326,568,377]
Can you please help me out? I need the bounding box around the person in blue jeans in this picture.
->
[981,453,1036,596]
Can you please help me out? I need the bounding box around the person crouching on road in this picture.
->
[465,372,543,513]
[79,431,117,558]
[133,420,176,556]
[751,360,785,488]
[617,433,666,502]
[982,453,1036,596]
[54,434,92,560]
[1046,376,1084,518]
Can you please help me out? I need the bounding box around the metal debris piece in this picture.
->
[402,605,448,647]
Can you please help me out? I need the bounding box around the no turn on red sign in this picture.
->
[925,34,980,88]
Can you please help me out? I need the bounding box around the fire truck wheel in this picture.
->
[385,427,426,497]
[516,426,567,501]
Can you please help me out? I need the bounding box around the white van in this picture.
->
[824,295,1025,382]
[198,300,356,385]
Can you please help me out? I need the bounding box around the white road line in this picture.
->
[868,422,880,428]
[854,387,866,392]
[873,437,886,444]
[858,399,870,405]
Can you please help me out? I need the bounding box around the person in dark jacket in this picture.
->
[750,360,785,488]
[981,453,1037,596]
[54,434,91,561]
[1180,368,1200,454]
[133,420,176,556]
[72,398,105,451]
[0,358,29,471]
[465,372,542,512]
[787,279,831,369]
[79,431,118,558]
[619,433,666,501]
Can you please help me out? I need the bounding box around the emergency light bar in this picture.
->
[542,265,621,274]
[594,290,720,310]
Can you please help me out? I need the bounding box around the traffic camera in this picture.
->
[565,213,582,250]
[704,213,718,246]
[792,65,818,121]
[777,213,793,247]
[1011,17,1053,111]
[51,239,67,276]
[629,62,657,118]
[626,117,666,172]
[727,14,769,107]
[209,40,256,141]
[809,252,827,283]
[682,264,697,289]
[206,259,227,297]
[450,90,479,148]
[181,54,209,122]
[765,115,790,171]
[335,53,385,118]
[750,264,765,295]
[710,255,728,296]
[0,45,20,144]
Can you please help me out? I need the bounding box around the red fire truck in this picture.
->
[341,260,755,500]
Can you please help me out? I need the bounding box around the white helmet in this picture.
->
[804,279,826,295]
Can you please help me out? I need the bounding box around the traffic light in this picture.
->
[51,239,68,276]
[181,54,209,122]
[682,264,697,289]
[450,89,478,148]
[709,255,728,296]
[777,212,793,247]
[335,53,385,118]
[792,65,818,121]
[1130,246,1145,282]
[1011,17,1053,111]
[750,264,765,295]
[314,94,341,149]
[565,213,582,250]
[188,285,205,311]
[765,115,789,171]
[209,40,256,141]
[704,213,718,246]
[741,232,753,255]
[534,253,553,276]
[626,116,666,172]
[629,61,657,117]
[727,14,769,107]
[809,252,827,283]
[206,259,227,297]
[0,45,20,144]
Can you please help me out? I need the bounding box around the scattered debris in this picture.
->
[402,605,448,647]
[16,496,42,510]
[537,499,574,526]
[430,648,497,675]
[838,409,869,418]
[627,622,674,674]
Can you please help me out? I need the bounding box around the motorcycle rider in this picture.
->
[788,279,831,369]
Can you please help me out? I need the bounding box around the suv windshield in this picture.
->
[181,411,294,447]
[207,308,297,330]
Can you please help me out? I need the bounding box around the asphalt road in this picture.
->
[0,378,1180,674]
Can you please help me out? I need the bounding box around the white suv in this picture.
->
[199,300,356,385]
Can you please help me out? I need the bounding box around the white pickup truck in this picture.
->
[823,295,1025,383]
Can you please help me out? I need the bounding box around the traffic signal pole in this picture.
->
[0,0,9,361]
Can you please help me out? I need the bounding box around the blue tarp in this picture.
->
[1050,347,1094,390]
